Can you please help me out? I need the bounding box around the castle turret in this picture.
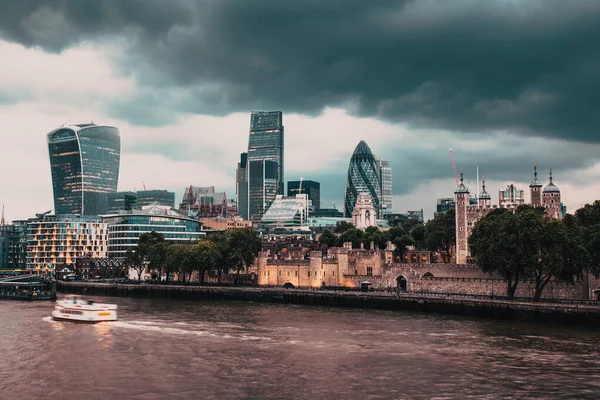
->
[529,162,543,207]
[454,170,470,264]
[543,168,562,219]
[478,177,491,208]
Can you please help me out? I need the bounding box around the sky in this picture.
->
[1,0,600,222]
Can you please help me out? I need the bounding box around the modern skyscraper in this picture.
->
[245,111,284,220]
[47,123,121,215]
[236,152,248,219]
[106,191,137,214]
[376,158,392,214]
[287,180,320,210]
[344,141,381,218]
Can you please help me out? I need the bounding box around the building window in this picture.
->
[367,266,373,276]
[287,271,290,276]
[308,271,310,277]
[278,270,281,276]
[295,271,297,277]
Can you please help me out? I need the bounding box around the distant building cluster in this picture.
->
[0,112,399,275]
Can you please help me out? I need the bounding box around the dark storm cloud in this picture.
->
[2,1,600,141]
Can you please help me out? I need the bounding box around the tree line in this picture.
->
[125,229,262,284]
[470,202,600,300]
[318,209,455,262]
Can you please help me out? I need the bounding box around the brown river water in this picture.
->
[1,296,600,400]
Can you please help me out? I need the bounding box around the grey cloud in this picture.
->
[2,1,600,140]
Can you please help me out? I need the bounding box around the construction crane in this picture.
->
[290,177,304,194]
[142,181,147,191]
[449,148,459,186]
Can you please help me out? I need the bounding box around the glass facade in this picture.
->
[377,158,393,213]
[106,192,137,214]
[287,180,320,210]
[102,211,204,258]
[344,141,382,218]
[261,194,309,228]
[0,221,28,269]
[246,111,284,220]
[47,124,120,215]
[136,190,175,208]
[248,160,279,221]
[236,152,248,219]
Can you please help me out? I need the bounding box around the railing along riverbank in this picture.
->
[58,281,600,327]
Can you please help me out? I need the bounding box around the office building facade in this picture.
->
[106,191,137,214]
[236,153,249,219]
[245,111,284,220]
[47,123,121,215]
[26,215,108,270]
[287,180,320,211]
[344,141,382,218]
[376,158,392,214]
[136,190,175,209]
[102,206,203,259]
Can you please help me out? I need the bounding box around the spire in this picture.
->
[479,176,491,200]
[549,167,553,184]
[460,169,464,185]
[1,204,4,226]
[454,169,469,194]
[530,161,542,187]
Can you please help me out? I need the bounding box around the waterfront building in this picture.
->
[454,165,563,264]
[376,158,393,214]
[352,193,377,229]
[305,217,389,230]
[136,190,175,209]
[26,215,108,271]
[0,220,29,269]
[288,180,320,211]
[344,141,382,218]
[74,256,126,279]
[236,153,249,219]
[47,123,120,215]
[261,194,310,229]
[102,205,204,259]
[106,191,137,214]
[179,186,232,218]
[245,111,284,220]
[198,216,252,231]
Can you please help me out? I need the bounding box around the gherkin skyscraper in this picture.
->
[344,140,381,218]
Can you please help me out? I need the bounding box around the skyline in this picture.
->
[1,1,600,221]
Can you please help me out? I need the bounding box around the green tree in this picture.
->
[334,221,354,233]
[224,229,262,284]
[410,224,426,250]
[339,227,365,249]
[425,208,455,257]
[192,240,218,284]
[147,241,169,282]
[318,230,339,248]
[574,200,600,277]
[124,249,145,282]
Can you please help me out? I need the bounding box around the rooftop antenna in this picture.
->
[1,204,5,226]
[60,119,71,128]
[476,166,479,200]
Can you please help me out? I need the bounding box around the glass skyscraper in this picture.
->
[376,158,392,214]
[47,124,121,215]
[344,141,382,218]
[245,111,284,220]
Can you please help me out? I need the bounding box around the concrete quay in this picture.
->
[58,282,600,327]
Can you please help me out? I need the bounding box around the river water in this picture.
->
[1,296,599,400]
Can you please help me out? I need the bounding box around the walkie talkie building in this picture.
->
[344,141,381,218]
[47,123,121,215]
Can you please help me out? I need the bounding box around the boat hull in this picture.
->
[51,307,117,323]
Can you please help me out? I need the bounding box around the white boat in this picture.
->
[52,295,118,323]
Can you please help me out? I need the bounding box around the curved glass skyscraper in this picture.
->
[344,140,381,218]
[47,124,121,215]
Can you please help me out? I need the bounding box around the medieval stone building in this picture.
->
[455,164,562,264]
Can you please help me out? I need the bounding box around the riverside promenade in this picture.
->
[58,281,600,327]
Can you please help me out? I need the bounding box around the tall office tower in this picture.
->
[287,180,320,210]
[106,191,137,214]
[246,111,284,220]
[236,152,248,219]
[376,158,392,214]
[247,160,279,220]
[47,123,121,215]
[344,141,381,218]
